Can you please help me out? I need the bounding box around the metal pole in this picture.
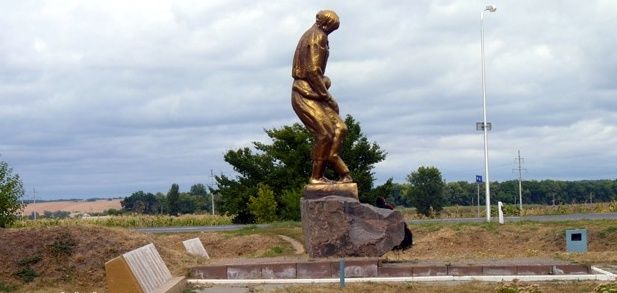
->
[480,5,496,222]
[210,169,215,215]
[517,150,523,211]
[477,183,480,218]
[481,9,491,222]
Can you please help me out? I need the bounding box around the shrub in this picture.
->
[13,267,38,283]
[13,254,42,284]
[47,231,76,258]
[17,255,41,267]
[248,184,278,223]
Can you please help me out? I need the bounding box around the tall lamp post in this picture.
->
[481,4,496,222]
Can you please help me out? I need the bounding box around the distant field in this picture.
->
[21,199,122,215]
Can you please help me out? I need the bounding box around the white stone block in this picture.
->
[498,201,504,224]
[182,238,210,258]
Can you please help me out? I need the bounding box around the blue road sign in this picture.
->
[476,175,483,183]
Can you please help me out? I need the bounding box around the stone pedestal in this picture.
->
[301,183,405,258]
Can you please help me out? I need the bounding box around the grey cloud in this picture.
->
[1,1,616,199]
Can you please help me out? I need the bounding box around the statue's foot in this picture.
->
[338,174,353,183]
[309,177,335,184]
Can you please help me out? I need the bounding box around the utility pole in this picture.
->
[210,169,215,216]
[33,188,37,220]
[513,150,526,211]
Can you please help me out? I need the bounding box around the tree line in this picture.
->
[388,179,617,208]
[120,183,217,215]
[4,114,617,225]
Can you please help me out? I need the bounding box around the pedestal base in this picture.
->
[301,184,405,258]
[303,182,358,200]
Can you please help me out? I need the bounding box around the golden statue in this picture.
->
[291,10,353,185]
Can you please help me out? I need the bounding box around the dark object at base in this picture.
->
[393,224,413,250]
[301,190,405,257]
[376,196,413,250]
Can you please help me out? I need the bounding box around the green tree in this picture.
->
[167,183,180,216]
[0,160,25,227]
[177,193,197,214]
[121,191,160,214]
[190,183,208,195]
[365,178,394,206]
[248,184,278,223]
[190,183,212,212]
[155,192,167,214]
[339,116,387,197]
[407,166,445,217]
[215,115,386,223]
[279,188,302,221]
[391,182,412,207]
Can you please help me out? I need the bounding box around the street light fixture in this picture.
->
[481,4,496,222]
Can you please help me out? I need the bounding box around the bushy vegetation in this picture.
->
[11,213,232,228]
[390,179,617,208]
[121,183,218,216]
[407,166,445,217]
[0,159,24,227]
[13,255,41,283]
[248,184,278,223]
[214,116,390,223]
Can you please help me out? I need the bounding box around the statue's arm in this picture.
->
[293,81,321,100]
[306,36,331,100]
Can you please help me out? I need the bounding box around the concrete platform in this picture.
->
[191,258,594,280]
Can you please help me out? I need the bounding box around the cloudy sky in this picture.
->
[1,1,616,200]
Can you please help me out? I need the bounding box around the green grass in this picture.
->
[410,219,617,236]
[11,214,233,228]
[262,245,290,257]
[401,201,617,220]
[223,221,305,248]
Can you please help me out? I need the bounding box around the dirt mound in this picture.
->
[0,225,150,291]
[0,226,293,291]
[383,222,617,264]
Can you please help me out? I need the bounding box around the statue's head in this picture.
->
[316,10,339,34]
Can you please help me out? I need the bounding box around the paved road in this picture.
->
[134,213,617,234]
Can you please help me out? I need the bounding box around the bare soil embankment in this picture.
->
[1,220,616,292]
[0,225,296,292]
